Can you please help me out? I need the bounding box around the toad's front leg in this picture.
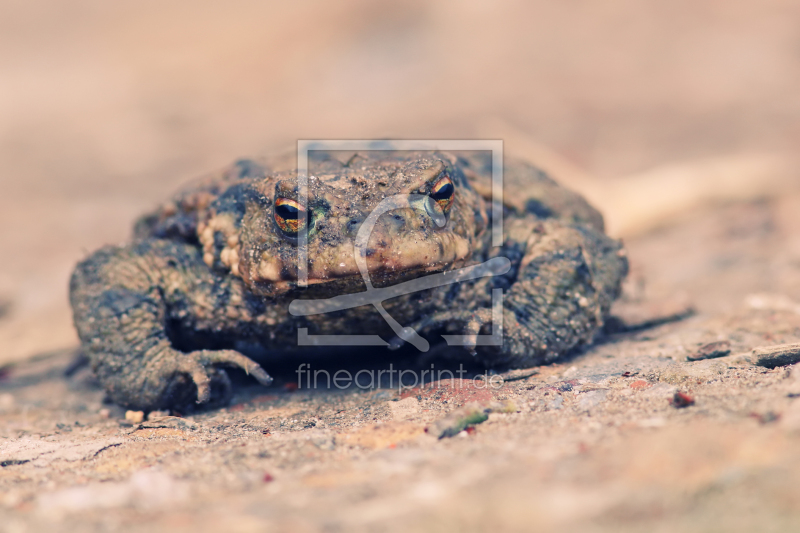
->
[445,219,627,369]
[490,220,628,367]
[70,240,272,412]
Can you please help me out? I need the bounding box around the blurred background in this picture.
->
[1,0,799,363]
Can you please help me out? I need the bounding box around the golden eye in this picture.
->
[274,197,307,235]
[430,175,455,213]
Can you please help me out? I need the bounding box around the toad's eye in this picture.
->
[430,175,455,213]
[274,197,307,236]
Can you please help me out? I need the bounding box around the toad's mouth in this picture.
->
[291,256,511,312]
[304,229,473,283]
[250,230,475,295]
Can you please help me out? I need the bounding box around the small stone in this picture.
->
[670,391,695,408]
[751,343,800,368]
[687,341,731,361]
[125,410,145,424]
[146,410,170,421]
[98,408,111,419]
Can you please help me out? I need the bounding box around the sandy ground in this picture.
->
[1,1,800,531]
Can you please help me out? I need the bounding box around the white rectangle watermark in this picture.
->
[291,140,507,351]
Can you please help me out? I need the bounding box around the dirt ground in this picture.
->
[2,2,800,532]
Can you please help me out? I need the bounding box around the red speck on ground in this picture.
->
[263,472,275,483]
[284,383,299,392]
[630,380,651,390]
[671,391,695,408]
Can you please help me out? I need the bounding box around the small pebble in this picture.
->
[99,408,111,419]
[751,343,800,368]
[125,410,145,424]
[687,341,731,361]
[670,391,695,408]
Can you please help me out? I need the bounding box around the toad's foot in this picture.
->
[171,349,273,405]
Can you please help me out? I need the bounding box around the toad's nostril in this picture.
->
[346,217,364,236]
[378,213,406,231]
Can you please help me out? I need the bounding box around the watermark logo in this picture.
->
[289,140,506,351]
[295,363,505,392]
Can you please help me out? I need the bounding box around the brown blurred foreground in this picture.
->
[1,1,800,531]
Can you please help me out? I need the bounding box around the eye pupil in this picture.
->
[274,198,306,236]
[431,183,454,201]
[429,176,455,214]
[276,203,299,219]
